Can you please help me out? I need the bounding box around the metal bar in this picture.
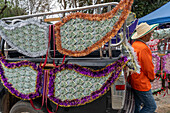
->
[127,27,129,41]
[111,22,126,47]
[108,40,112,58]
[122,21,127,55]
[107,5,112,58]
[5,56,121,67]
[4,49,15,51]
[2,2,118,20]
[5,57,120,61]
[97,7,103,58]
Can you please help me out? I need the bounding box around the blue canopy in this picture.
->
[139,2,170,25]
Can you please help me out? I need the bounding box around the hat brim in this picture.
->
[131,24,159,39]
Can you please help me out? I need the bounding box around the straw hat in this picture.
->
[131,22,159,39]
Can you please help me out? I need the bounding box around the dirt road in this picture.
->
[154,89,170,113]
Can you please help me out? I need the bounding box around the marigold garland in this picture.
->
[55,0,134,57]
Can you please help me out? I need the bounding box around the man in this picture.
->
[129,22,159,113]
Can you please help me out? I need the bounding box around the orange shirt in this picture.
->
[129,40,155,91]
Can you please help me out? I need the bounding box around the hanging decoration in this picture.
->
[151,78,162,93]
[0,19,49,57]
[54,0,134,57]
[162,53,170,74]
[152,28,170,39]
[0,50,129,106]
[0,56,42,100]
[119,32,140,74]
[146,39,160,51]
[152,54,160,73]
[48,56,129,107]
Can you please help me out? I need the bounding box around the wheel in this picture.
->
[1,92,10,113]
[9,100,46,113]
[121,83,135,113]
[0,39,27,58]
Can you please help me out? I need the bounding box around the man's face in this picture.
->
[145,32,152,42]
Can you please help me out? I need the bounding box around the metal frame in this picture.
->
[5,56,122,67]
[1,1,128,66]
[1,2,118,20]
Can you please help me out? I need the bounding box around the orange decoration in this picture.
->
[55,0,134,57]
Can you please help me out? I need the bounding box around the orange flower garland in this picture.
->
[55,0,134,57]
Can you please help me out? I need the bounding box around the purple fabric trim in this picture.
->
[162,53,170,74]
[51,57,127,77]
[0,57,42,100]
[0,55,128,106]
[48,56,128,106]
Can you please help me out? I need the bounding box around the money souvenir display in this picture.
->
[162,53,170,74]
[0,0,136,111]
[152,54,160,73]
[146,39,160,51]
[151,78,162,93]
[48,56,129,106]
[0,55,42,100]
[55,0,134,57]
[0,19,49,57]
[0,51,129,106]
[152,28,170,39]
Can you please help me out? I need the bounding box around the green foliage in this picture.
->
[0,0,27,19]
[81,0,169,19]
[132,0,169,18]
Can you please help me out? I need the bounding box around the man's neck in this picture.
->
[136,39,148,46]
[139,37,147,42]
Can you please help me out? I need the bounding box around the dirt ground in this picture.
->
[154,89,170,113]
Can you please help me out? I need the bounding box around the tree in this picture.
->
[132,0,169,18]
[0,0,7,15]
[0,0,27,19]
[55,0,169,19]
[10,0,54,14]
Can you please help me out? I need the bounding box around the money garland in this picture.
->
[152,54,160,73]
[0,19,49,57]
[162,53,170,74]
[0,52,129,106]
[55,0,134,57]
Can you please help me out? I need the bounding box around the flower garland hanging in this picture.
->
[152,54,160,73]
[119,32,141,74]
[162,53,170,74]
[152,28,170,39]
[151,78,162,93]
[146,39,160,51]
[55,0,134,57]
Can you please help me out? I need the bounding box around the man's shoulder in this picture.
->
[132,41,148,49]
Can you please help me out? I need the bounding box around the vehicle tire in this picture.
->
[0,82,5,112]
[9,100,46,113]
[1,92,10,113]
[121,83,135,113]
